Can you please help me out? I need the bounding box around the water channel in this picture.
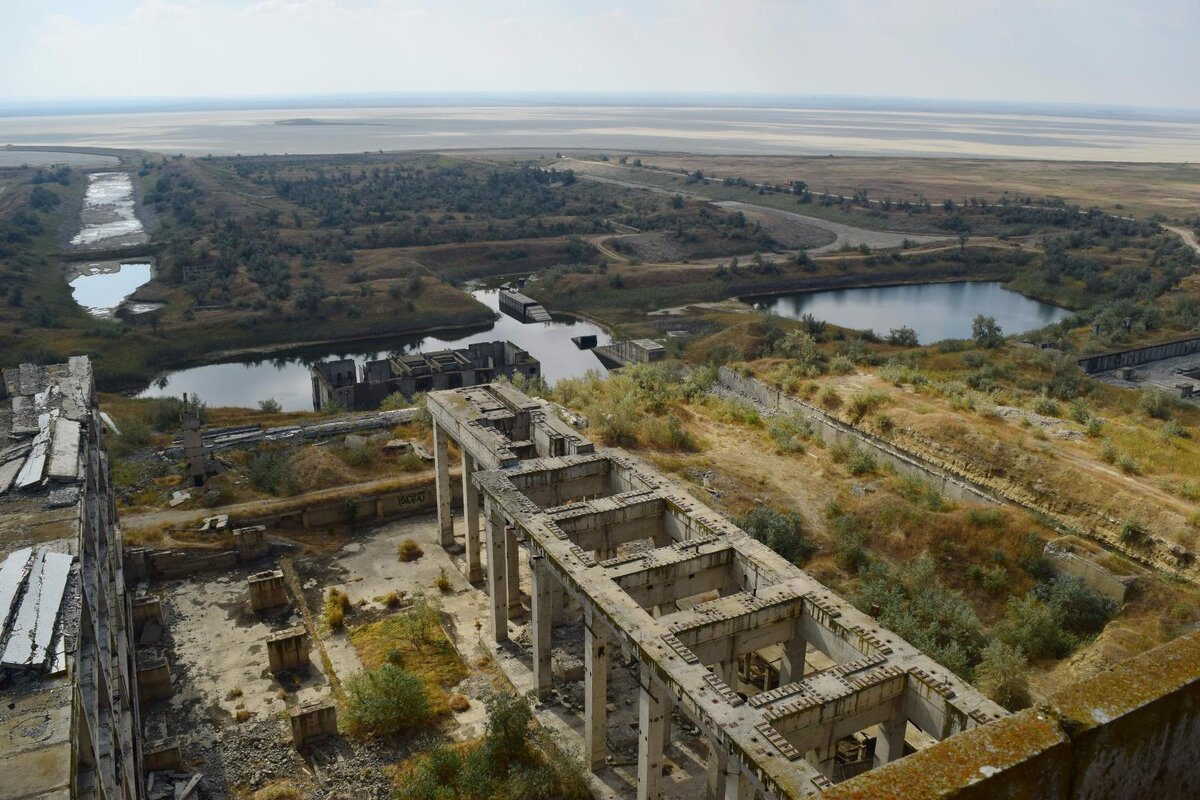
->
[136,289,612,411]
[745,281,1071,344]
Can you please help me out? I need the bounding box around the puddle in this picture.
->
[70,172,148,248]
[68,261,153,318]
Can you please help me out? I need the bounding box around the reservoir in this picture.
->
[69,261,152,318]
[136,289,611,411]
[746,281,1071,344]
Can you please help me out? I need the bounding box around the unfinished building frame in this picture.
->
[428,384,1007,800]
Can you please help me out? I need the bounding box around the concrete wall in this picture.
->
[718,367,999,506]
[1044,539,1131,604]
[1077,335,1200,374]
[818,631,1200,800]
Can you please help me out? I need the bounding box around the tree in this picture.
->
[669,193,684,209]
[887,326,919,347]
[792,180,808,195]
[972,315,1004,348]
[975,640,1031,710]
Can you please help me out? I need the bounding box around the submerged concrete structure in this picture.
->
[311,340,541,411]
[0,360,143,799]
[429,383,1008,800]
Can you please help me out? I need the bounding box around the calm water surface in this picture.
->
[70,262,152,317]
[136,289,611,411]
[748,281,1070,343]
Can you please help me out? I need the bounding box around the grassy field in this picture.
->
[529,151,1200,222]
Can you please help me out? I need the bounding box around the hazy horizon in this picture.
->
[2,2,1197,109]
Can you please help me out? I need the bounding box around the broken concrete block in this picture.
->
[137,658,173,703]
[289,700,338,749]
[267,626,310,673]
[142,739,183,774]
[169,490,192,508]
[344,434,368,449]
[248,569,288,611]
[552,650,584,682]
[233,525,269,560]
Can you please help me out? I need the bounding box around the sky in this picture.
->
[1,0,1198,109]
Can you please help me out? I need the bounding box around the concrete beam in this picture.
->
[608,542,736,609]
[550,492,666,554]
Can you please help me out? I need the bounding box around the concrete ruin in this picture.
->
[429,384,1009,799]
[289,700,339,749]
[248,568,288,611]
[593,338,668,368]
[499,288,553,323]
[0,359,144,798]
[267,626,311,673]
[311,339,541,411]
[233,524,269,560]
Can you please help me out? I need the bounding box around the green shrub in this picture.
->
[830,513,868,573]
[994,593,1073,660]
[847,389,888,422]
[1161,420,1188,439]
[1032,393,1059,418]
[846,449,878,476]
[396,692,589,800]
[339,445,375,468]
[1138,388,1176,420]
[258,398,283,414]
[245,447,298,496]
[1033,575,1117,636]
[1099,438,1118,463]
[975,640,1030,710]
[828,355,855,375]
[736,507,817,565]
[853,556,984,678]
[767,413,815,453]
[896,475,944,511]
[818,385,842,410]
[1117,453,1141,475]
[343,663,432,736]
[1085,417,1105,438]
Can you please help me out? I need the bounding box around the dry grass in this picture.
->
[252,781,305,800]
[398,538,424,562]
[324,587,351,631]
[348,612,468,718]
[448,693,471,713]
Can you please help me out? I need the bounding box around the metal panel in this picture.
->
[1,550,73,669]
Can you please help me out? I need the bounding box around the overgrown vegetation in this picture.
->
[394,692,589,800]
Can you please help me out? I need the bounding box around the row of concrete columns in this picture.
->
[433,420,904,797]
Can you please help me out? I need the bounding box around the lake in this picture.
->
[3,100,1199,161]
[136,289,612,411]
[746,281,1070,344]
[69,261,152,318]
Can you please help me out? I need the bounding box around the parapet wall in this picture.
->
[818,630,1200,800]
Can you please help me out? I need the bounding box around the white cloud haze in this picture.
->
[1,0,1197,108]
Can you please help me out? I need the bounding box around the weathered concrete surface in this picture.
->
[821,631,1200,800]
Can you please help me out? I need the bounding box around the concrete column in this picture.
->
[550,578,569,624]
[462,452,483,582]
[505,524,522,613]
[638,663,665,800]
[874,713,908,767]
[724,756,754,800]
[433,420,454,546]
[706,738,729,800]
[584,608,609,771]
[530,554,552,696]
[484,499,508,642]
[662,691,674,750]
[781,621,807,685]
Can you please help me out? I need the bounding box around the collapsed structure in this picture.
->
[311,339,540,412]
[428,384,1009,799]
[0,360,143,798]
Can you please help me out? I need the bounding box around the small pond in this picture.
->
[136,289,612,411]
[745,281,1071,344]
[69,261,153,318]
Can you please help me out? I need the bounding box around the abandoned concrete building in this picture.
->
[429,382,1200,800]
[310,339,540,411]
[0,359,143,799]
